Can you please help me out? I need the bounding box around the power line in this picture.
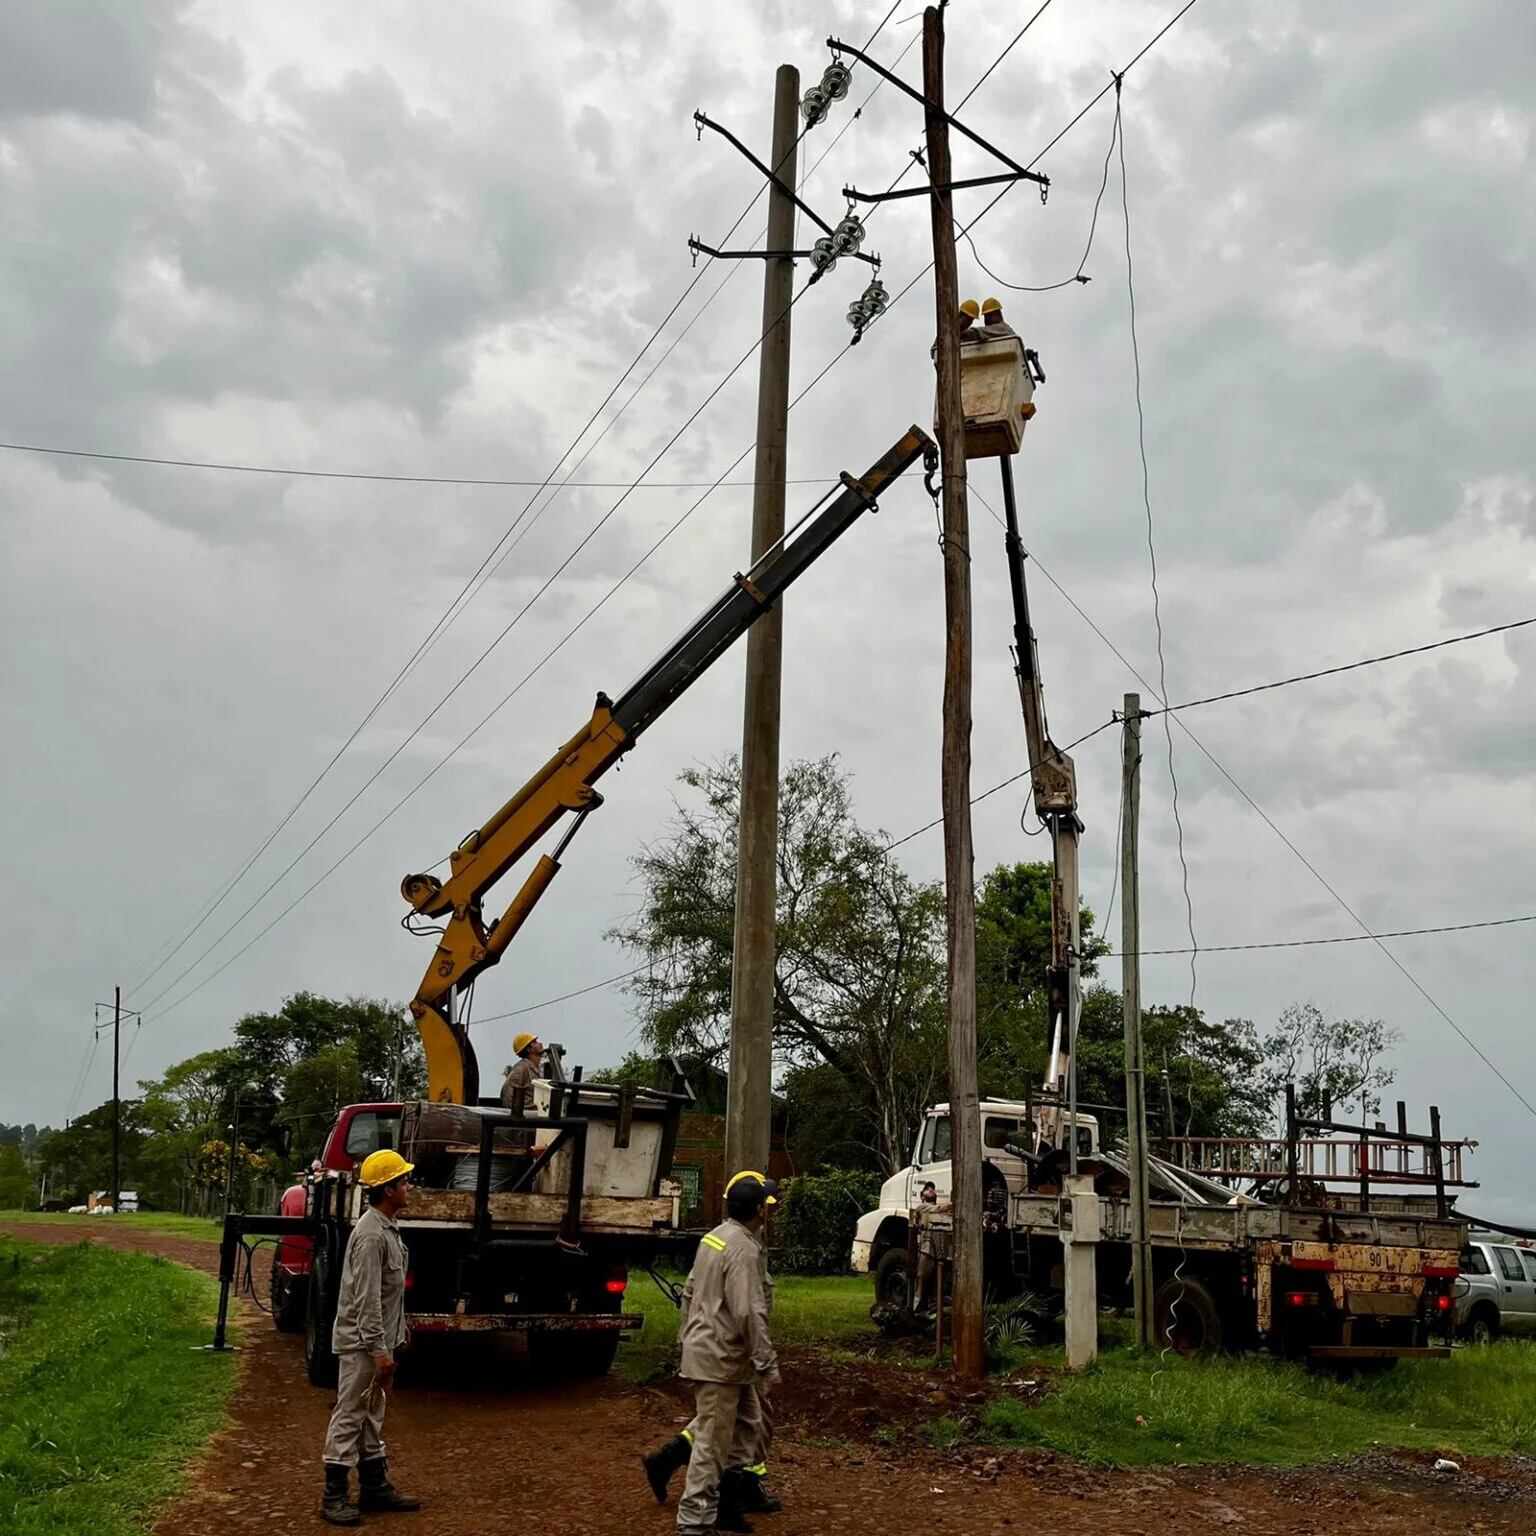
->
[474,966,655,1026]
[1117,76,1199,1014]
[134,3,1194,1027]
[126,17,910,1002]
[0,441,843,488]
[475,719,1123,1028]
[63,1028,101,1121]
[953,0,1059,114]
[133,261,835,1022]
[128,230,752,997]
[1137,914,1536,955]
[883,719,1119,852]
[1159,616,1536,715]
[961,82,1117,293]
[970,497,1536,1124]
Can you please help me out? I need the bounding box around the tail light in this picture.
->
[1284,1290,1319,1308]
[1434,1294,1453,1312]
[605,1268,629,1295]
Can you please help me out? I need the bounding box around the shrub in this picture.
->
[770,1169,882,1274]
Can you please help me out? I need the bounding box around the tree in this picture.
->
[34,1101,147,1205]
[1069,991,1271,1139]
[136,1048,239,1209]
[0,1145,35,1209]
[230,992,424,1151]
[1252,1002,1399,1127]
[974,862,1106,1104]
[610,756,949,1175]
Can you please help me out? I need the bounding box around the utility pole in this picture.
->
[725,64,800,1180]
[1120,694,1154,1347]
[925,3,984,1380]
[111,984,122,1215]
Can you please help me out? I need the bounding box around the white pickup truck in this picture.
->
[849,1097,1099,1308]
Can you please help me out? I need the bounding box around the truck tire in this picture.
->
[1152,1274,1223,1358]
[1464,1304,1500,1346]
[270,1255,308,1334]
[874,1247,912,1313]
[305,1236,341,1388]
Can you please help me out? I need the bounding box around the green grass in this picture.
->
[978,1340,1536,1467]
[617,1271,877,1384]
[0,1235,236,1534]
[0,1211,223,1242]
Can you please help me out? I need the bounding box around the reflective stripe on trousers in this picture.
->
[676,1381,771,1534]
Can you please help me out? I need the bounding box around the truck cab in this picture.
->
[269,1102,404,1327]
[1456,1235,1536,1343]
[850,1099,1099,1306]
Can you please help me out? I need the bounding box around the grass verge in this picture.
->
[0,1234,235,1535]
[978,1340,1536,1466]
[617,1271,877,1384]
[0,1211,223,1242]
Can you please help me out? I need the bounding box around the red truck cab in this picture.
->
[270,1103,403,1327]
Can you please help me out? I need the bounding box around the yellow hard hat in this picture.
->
[726,1169,778,1206]
[513,1032,540,1056]
[981,296,1003,314]
[358,1149,415,1188]
[958,298,980,319]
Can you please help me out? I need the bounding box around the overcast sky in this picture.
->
[2,0,1531,1216]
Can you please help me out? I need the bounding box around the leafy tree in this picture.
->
[1252,1002,1399,1127]
[230,992,424,1150]
[610,756,949,1175]
[34,1101,147,1205]
[1070,990,1271,1139]
[0,1145,35,1209]
[136,1048,239,1208]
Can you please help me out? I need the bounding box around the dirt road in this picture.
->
[6,1221,1531,1535]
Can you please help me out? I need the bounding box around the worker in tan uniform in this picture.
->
[644,1170,781,1534]
[321,1149,422,1525]
[643,1172,782,1520]
[499,1032,543,1153]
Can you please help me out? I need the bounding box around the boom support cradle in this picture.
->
[402,426,936,1103]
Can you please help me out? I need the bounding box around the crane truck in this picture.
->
[857,301,1470,1363]
[209,425,938,1383]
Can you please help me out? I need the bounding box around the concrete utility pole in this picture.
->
[924,4,984,1380]
[111,984,121,1215]
[725,63,800,1180]
[1120,694,1154,1347]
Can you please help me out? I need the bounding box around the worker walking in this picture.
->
[321,1149,422,1526]
[644,1171,781,1534]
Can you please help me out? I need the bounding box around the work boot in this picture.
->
[321,1464,359,1526]
[641,1432,691,1504]
[714,1481,755,1534]
[724,1468,781,1514]
[357,1456,421,1513]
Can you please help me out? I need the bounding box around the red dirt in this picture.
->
[5,1220,1532,1535]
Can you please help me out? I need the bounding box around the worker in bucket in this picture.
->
[499,1032,544,1153]
[643,1170,782,1533]
[320,1149,422,1525]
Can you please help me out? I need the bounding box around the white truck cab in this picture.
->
[850,1099,1099,1296]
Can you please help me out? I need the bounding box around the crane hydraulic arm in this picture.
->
[997,457,1083,1150]
[401,425,936,1103]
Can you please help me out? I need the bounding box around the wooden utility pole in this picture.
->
[725,64,800,1179]
[1120,695,1154,1347]
[924,4,984,1380]
[111,984,122,1215]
